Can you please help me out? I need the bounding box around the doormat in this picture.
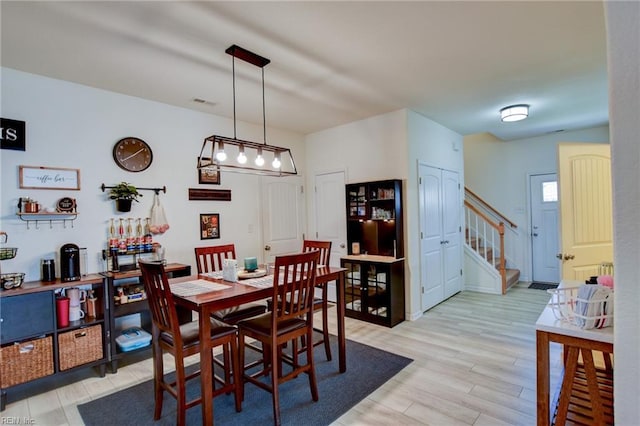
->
[528,282,559,290]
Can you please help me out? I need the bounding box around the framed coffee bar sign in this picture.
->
[19,165,81,190]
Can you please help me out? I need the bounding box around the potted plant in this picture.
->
[109,182,142,212]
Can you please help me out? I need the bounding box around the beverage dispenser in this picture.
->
[60,243,80,282]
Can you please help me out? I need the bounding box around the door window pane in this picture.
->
[542,181,558,202]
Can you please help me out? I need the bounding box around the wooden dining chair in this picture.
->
[195,244,267,324]
[237,250,320,426]
[138,261,241,426]
[302,240,333,361]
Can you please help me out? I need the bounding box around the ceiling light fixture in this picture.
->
[500,104,529,122]
[197,45,297,176]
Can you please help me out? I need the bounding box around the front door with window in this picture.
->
[530,173,560,283]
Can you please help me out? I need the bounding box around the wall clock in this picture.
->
[112,137,153,172]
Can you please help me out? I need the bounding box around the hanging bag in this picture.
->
[149,193,170,234]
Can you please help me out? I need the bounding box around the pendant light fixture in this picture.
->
[197,45,297,176]
[500,104,529,122]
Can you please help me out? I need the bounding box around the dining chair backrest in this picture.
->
[302,240,331,267]
[271,251,320,325]
[194,244,236,273]
[139,261,182,345]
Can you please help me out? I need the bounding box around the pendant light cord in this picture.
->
[232,55,237,139]
[262,67,267,145]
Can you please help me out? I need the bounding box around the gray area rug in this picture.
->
[78,336,412,425]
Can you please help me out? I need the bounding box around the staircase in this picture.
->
[464,188,520,294]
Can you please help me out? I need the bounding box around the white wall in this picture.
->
[605,1,640,422]
[304,109,408,235]
[306,109,465,320]
[0,68,306,280]
[463,126,609,281]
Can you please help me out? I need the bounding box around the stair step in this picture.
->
[505,268,520,288]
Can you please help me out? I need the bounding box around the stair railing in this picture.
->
[464,201,507,293]
[465,187,517,229]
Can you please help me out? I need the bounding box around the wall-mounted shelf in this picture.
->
[100,184,166,194]
[17,212,78,229]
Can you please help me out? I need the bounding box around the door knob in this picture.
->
[564,254,575,261]
[533,233,538,237]
[264,245,271,251]
[556,253,563,259]
[340,243,346,248]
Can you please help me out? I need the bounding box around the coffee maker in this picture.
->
[60,243,80,282]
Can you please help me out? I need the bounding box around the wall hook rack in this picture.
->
[100,184,167,194]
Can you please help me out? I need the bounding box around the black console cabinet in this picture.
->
[0,274,108,410]
[341,255,405,327]
[0,263,191,410]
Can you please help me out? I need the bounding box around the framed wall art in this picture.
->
[197,158,221,185]
[200,213,220,240]
[19,165,81,190]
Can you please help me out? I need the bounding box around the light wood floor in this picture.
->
[2,283,563,425]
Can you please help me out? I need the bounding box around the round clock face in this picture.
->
[113,137,153,172]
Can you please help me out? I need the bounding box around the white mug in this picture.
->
[69,306,85,321]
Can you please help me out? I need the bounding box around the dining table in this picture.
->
[169,265,347,425]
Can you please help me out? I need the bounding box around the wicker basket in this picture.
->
[547,285,614,329]
[0,336,54,388]
[58,324,103,371]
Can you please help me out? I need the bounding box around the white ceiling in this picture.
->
[1,1,608,141]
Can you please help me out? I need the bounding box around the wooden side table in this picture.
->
[536,281,614,425]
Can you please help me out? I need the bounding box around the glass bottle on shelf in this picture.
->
[108,218,118,255]
[144,217,153,253]
[136,218,144,253]
[118,218,127,254]
[126,218,135,252]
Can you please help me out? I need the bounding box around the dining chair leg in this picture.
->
[238,331,246,403]
[152,338,164,420]
[271,341,282,426]
[222,344,232,393]
[321,289,332,361]
[306,329,319,402]
[230,337,242,412]
[175,356,187,426]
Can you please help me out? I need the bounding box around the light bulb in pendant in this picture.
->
[272,154,281,169]
[255,148,265,166]
[237,145,247,164]
[215,142,227,162]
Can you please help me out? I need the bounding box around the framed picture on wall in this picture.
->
[197,158,221,185]
[200,213,220,240]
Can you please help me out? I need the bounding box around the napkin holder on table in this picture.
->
[222,259,238,282]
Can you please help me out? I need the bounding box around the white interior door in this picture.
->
[314,171,347,265]
[558,143,613,280]
[261,176,305,263]
[314,170,347,302]
[530,173,560,283]
[419,164,444,311]
[441,169,462,298]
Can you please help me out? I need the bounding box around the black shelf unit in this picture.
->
[346,179,403,258]
[340,256,405,327]
[0,275,108,410]
[343,179,405,327]
[103,263,191,372]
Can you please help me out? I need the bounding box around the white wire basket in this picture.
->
[547,285,614,329]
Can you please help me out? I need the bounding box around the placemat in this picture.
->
[170,279,230,297]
